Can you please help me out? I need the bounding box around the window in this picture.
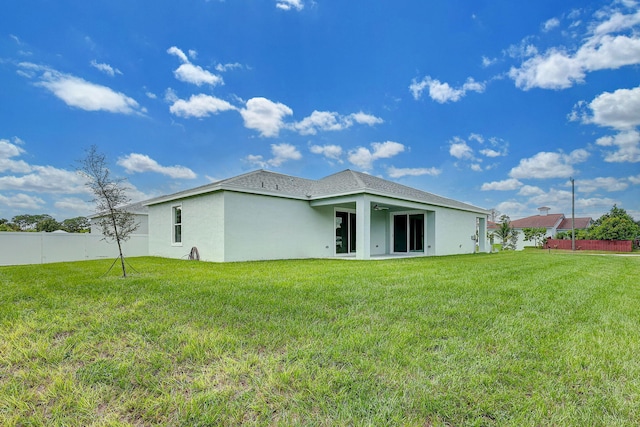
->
[173,206,182,244]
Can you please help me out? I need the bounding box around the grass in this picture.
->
[1,252,639,426]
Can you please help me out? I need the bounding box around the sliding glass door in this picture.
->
[335,210,356,254]
[393,213,424,253]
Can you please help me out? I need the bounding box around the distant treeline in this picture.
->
[0,214,90,233]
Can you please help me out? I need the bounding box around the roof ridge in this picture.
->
[347,169,367,189]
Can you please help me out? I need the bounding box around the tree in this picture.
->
[523,227,547,248]
[61,216,91,233]
[494,215,519,250]
[588,205,640,244]
[79,145,138,277]
[36,217,61,232]
[0,218,19,231]
[556,229,588,240]
[11,214,59,232]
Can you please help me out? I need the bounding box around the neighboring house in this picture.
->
[555,217,593,234]
[89,200,150,235]
[144,169,490,262]
[508,207,592,250]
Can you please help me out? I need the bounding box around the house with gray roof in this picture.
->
[144,169,490,262]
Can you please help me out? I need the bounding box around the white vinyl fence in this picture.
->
[0,232,148,266]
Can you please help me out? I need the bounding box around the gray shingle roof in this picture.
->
[145,169,488,214]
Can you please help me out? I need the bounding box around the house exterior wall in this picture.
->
[147,190,488,262]
[431,207,480,255]
[370,209,388,255]
[148,192,225,261]
[512,226,556,250]
[222,192,333,261]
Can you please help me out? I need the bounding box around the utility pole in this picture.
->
[571,177,575,251]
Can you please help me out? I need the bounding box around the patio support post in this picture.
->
[355,195,371,260]
[478,217,487,253]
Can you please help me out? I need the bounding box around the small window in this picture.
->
[173,206,182,244]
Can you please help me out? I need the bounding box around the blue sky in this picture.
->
[1,0,639,222]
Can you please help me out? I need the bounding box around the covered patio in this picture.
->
[311,194,487,260]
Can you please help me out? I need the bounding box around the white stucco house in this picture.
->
[491,207,592,251]
[143,169,490,262]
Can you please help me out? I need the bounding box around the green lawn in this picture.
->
[1,252,639,426]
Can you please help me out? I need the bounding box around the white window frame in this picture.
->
[172,204,183,246]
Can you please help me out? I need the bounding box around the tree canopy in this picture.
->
[0,214,90,233]
[589,205,639,242]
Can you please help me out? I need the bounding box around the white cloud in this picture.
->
[245,154,267,168]
[509,9,640,90]
[348,141,405,170]
[595,130,640,162]
[0,139,31,173]
[571,86,640,163]
[575,177,630,193]
[350,111,384,126]
[629,174,640,185]
[508,149,590,179]
[276,0,303,11]
[169,94,237,118]
[410,76,485,103]
[167,46,189,63]
[527,188,573,209]
[0,165,88,194]
[495,201,529,217]
[117,153,196,179]
[0,193,45,210]
[240,97,293,137]
[480,148,503,158]
[293,111,347,135]
[481,178,523,191]
[90,60,122,76]
[270,143,302,166]
[449,137,474,160]
[54,197,94,215]
[309,144,343,161]
[164,88,179,103]
[482,56,497,67]
[387,166,441,178]
[469,133,484,143]
[215,62,243,72]
[543,17,561,32]
[246,143,302,168]
[518,185,545,196]
[581,86,640,130]
[167,46,223,87]
[173,63,224,87]
[18,64,143,115]
[292,111,383,135]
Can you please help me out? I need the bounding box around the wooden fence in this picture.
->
[544,239,632,252]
